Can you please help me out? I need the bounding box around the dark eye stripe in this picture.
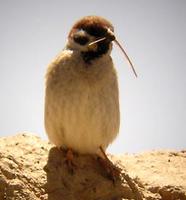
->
[73,35,89,45]
[82,25,107,37]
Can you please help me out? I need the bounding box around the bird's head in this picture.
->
[67,16,137,77]
[67,16,115,63]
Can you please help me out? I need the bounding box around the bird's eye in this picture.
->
[73,35,89,45]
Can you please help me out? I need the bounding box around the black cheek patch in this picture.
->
[81,41,110,63]
[73,35,89,45]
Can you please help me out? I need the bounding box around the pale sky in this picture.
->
[0,0,186,154]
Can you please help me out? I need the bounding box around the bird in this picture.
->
[44,15,137,178]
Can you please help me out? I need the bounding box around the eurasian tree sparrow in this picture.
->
[44,16,136,177]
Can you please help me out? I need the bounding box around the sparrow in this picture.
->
[44,16,137,178]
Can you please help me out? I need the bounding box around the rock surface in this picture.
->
[0,133,185,200]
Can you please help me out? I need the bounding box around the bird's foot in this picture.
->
[98,146,121,183]
[64,148,77,174]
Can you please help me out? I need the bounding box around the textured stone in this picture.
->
[0,133,185,200]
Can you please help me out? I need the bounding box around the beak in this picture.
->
[106,29,115,42]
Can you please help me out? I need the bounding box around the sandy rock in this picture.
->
[0,133,185,200]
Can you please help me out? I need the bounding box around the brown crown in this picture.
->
[69,16,114,38]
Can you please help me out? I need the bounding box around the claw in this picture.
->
[98,146,121,183]
[64,148,77,174]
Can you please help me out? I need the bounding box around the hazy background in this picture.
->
[0,0,186,154]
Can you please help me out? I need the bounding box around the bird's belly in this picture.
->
[45,84,119,154]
